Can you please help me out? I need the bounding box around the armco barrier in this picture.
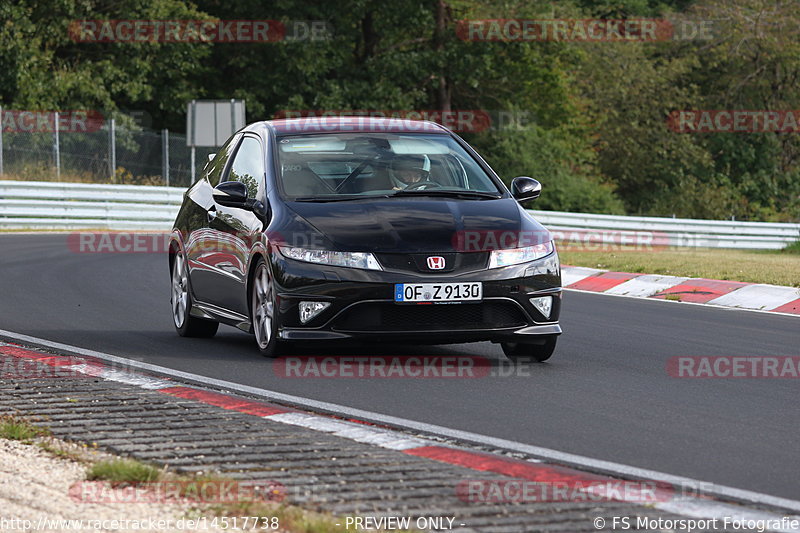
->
[0,180,798,248]
[530,210,800,250]
[0,180,182,230]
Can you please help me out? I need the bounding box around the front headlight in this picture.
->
[279,247,383,271]
[489,241,554,268]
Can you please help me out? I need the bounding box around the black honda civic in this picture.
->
[169,117,562,360]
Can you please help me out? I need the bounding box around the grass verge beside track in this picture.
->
[2,426,410,533]
[559,244,800,287]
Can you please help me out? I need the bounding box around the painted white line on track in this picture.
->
[707,284,800,311]
[560,266,604,286]
[1,327,799,520]
[654,500,799,533]
[604,274,689,298]
[268,412,430,451]
[560,266,800,317]
[66,363,174,389]
[563,288,800,318]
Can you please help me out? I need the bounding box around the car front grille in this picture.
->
[375,252,488,274]
[331,300,528,332]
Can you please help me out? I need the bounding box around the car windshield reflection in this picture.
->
[277,133,503,199]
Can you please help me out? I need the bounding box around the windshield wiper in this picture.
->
[390,189,502,200]
[293,194,389,202]
[294,190,503,202]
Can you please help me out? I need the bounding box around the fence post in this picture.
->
[54,111,61,181]
[109,118,116,183]
[190,100,196,183]
[162,128,170,186]
[0,106,4,176]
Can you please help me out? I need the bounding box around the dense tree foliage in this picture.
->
[2,0,798,220]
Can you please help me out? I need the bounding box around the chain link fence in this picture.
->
[0,109,216,188]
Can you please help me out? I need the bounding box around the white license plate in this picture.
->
[394,282,482,303]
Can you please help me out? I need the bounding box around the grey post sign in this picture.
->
[186,99,246,180]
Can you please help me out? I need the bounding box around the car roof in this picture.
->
[254,116,450,135]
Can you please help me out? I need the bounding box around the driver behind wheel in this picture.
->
[390,154,430,189]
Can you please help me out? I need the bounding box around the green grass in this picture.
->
[156,472,421,533]
[38,441,80,461]
[0,415,49,442]
[84,462,384,532]
[0,414,98,462]
[781,240,800,254]
[558,245,800,287]
[1,168,165,186]
[39,442,78,461]
[37,438,97,463]
[6,429,416,533]
[1,169,109,184]
[86,458,162,484]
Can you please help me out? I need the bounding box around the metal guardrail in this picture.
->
[1,180,798,248]
[530,210,800,249]
[0,180,182,230]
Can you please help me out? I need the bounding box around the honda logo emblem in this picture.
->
[427,256,446,270]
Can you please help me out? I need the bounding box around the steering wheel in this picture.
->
[403,180,443,191]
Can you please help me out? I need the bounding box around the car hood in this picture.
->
[282,197,550,253]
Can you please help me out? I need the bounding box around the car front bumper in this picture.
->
[270,249,562,344]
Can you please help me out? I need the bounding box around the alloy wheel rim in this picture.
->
[172,254,188,328]
[253,265,274,348]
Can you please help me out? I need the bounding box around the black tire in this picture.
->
[250,258,284,357]
[501,335,558,362]
[171,251,219,338]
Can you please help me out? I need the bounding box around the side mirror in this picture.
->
[213,181,248,207]
[511,177,542,203]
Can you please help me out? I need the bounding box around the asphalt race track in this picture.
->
[1,233,798,500]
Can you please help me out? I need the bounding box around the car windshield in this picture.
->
[275,133,503,199]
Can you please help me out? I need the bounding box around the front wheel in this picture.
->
[250,258,284,357]
[501,335,558,362]
[171,252,219,338]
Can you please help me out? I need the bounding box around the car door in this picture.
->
[204,134,267,314]
[184,133,241,304]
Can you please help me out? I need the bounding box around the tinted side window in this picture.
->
[227,136,264,198]
[206,134,241,187]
